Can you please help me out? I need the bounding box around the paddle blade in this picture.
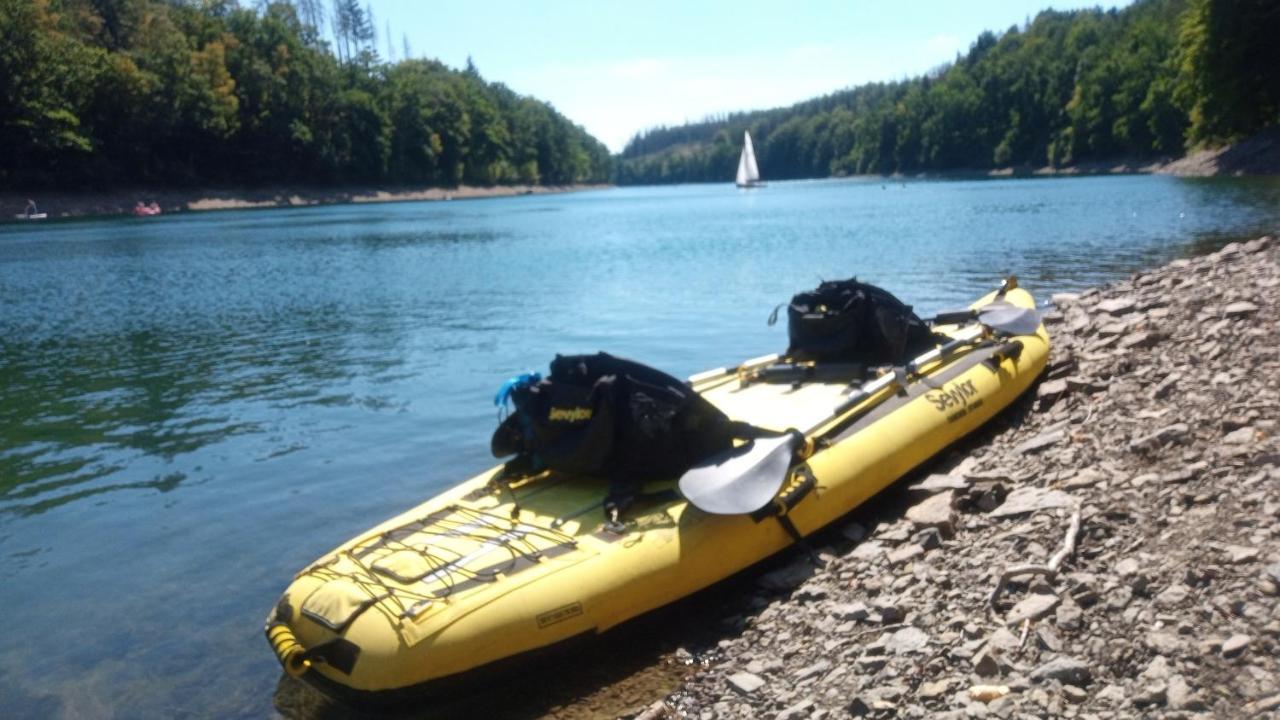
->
[977,301,1042,336]
[679,434,798,515]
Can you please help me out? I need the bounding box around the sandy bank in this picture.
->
[2,183,611,222]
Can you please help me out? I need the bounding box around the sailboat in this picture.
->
[735,131,765,188]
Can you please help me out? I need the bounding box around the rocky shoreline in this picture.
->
[628,236,1278,720]
[2,183,609,221]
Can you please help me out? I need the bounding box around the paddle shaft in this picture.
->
[830,324,986,419]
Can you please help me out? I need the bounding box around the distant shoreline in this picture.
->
[7,127,1278,223]
[874,129,1280,180]
[2,183,612,222]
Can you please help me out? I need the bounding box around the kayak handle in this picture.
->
[266,622,314,677]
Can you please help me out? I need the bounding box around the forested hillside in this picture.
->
[617,0,1280,184]
[0,0,612,191]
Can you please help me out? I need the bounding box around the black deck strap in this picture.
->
[893,366,910,396]
[749,465,823,565]
[495,456,540,518]
[996,276,1016,299]
[767,302,786,326]
[602,487,681,532]
[983,340,1024,371]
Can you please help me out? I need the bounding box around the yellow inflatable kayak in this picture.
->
[266,281,1048,706]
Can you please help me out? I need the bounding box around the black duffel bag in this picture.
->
[780,278,938,365]
[492,353,752,500]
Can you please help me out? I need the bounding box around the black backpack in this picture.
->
[780,278,938,365]
[491,353,753,499]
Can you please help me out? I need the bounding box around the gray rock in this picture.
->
[885,626,930,655]
[1166,675,1204,711]
[1061,685,1088,704]
[831,601,870,622]
[794,659,831,682]
[919,679,952,699]
[1055,595,1084,631]
[909,474,970,493]
[1096,298,1136,315]
[1065,376,1109,393]
[1221,633,1251,658]
[846,540,885,561]
[1132,682,1167,708]
[1036,625,1063,652]
[1114,557,1140,577]
[857,654,888,672]
[1097,321,1128,337]
[1145,631,1183,654]
[905,490,957,536]
[1013,429,1065,455]
[1140,655,1171,681]
[1120,330,1166,349]
[873,600,904,624]
[1095,684,1127,706]
[727,671,765,695]
[1221,426,1256,445]
[1222,544,1260,563]
[973,650,1000,677]
[986,627,1021,652]
[1128,422,1190,451]
[913,527,943,551]
[776,699,815,720]
[888,543,924,565]
[1245,695,1280,714]
[1037,378,1069,400]
[1062,468,1104,490]
[988,486,1076,517]
[1223,300,1259,317]
[1006,593,1061,625]
[1154,584,1190,609]
[1030,657,1092,685]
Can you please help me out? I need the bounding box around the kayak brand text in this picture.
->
[926,379,982,423]
[548,406,593,422]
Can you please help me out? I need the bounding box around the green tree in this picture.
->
[1176,0,1280,145]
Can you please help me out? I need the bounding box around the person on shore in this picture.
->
[25,199,38,217]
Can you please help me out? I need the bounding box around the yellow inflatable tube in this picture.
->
[266,283,1049,706]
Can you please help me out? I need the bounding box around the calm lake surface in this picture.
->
[2,175,1279,718]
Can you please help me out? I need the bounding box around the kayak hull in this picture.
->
[268,286,1049,706]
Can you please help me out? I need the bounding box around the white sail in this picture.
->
[736,131,761,187]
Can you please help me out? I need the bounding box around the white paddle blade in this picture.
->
[678,434,798,515]
[977,301,1042,336]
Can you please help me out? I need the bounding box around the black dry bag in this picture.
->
[782,278,938,365]
[491,353,742,494]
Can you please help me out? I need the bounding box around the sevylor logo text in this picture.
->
[548,406,593,422]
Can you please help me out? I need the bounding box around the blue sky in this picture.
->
[369,1,1130,152]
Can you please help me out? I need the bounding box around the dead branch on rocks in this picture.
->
[989,508,1083,611]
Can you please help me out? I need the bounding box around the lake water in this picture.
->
[2,175,1279,718]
